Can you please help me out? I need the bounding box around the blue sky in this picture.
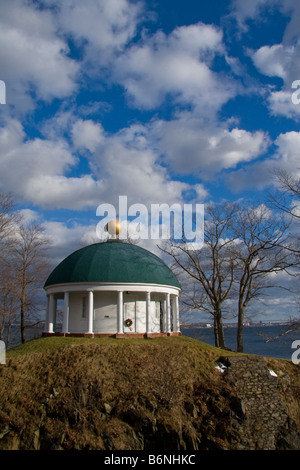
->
[1,0,300,321]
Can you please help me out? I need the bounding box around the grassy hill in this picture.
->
[0,335,299,450]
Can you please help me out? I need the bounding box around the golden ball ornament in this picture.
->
[105,219,122,236]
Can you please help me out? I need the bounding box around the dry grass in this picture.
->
[1,335,299,450]
[0,335,229,449]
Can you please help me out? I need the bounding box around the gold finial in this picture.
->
[105,219,122,238]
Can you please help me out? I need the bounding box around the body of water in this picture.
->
[3,325,44,350]
[181,325,299,359]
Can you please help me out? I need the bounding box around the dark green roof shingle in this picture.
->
[44,241,180,289]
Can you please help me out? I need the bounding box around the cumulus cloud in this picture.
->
[71,119,104,153]
[268,90,300,119]
[252,45,293,81]
[91,124,195,207]
[0,0,79,111]
[0,0,144,112]
[42,220,98,267]
[231,0,300,119]
[224,131,300,192]
[249,41,300,119]
[251,42,300,87]
[0,118,104,210]
[38,0,144,83]
[113,22,236,113]
[46,0,143,54]
[231,0,300,43]
[17,209,41,227]
[230,0,282,30]
[150,114,269,176]
[0,115,208,212]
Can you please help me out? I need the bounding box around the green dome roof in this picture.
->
[44,241,181,289]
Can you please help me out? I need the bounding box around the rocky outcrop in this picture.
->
[220,355,300,450]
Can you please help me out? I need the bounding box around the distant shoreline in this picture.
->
[181,322,291,329]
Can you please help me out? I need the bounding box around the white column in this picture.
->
[174,295,180,333]
[48,293,55,333]
[166,293,171,333]
[117,291,124,334]
[87,290,94,334]
[62,292,69,334]
[146,291,151,333]
[44,294,50,333]
[162,299,167,332]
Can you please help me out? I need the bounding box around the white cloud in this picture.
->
[18,209,41,226]
[61,0,142,49]
[42,220,98,267]
[252,44,294,80]
[0,0,143,112]
[224,131,300,191]
[71,119,104,152]
[232,0,300,120]
[268,90,300,119]
[24,175,104,211]
[151,114,269,176]
[231,0,300,44]
[0,118,105,210]
[113,22,235,113]
[273,132,300,174]
[250,41,300,119]
[230,0,282,30]
[0,115,208,212]
[91,124,192,207]
[0,0,79,111]
[0,118,73,179]
[43,0,143,63]
[41,110,76,141]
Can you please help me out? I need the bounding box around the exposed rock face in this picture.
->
[221,355,300,450]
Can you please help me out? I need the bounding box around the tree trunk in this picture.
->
[213,309,226,349]
[213,316,220,347]
[6,318,12,348]
[217,315,225,349]
[237,299,244,352]
[20,286,26,344]
[20,306,26,343]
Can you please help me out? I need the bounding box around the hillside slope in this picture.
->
[0,335,300,450]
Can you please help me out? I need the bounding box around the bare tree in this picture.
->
[11,223,51,344]
[269,169,300,221]
[266,169,300,339]
[161,203,238,348]
[0,261,19,346]
[232,204,296,352]
[0,193,22,345]
[0,192,20,242]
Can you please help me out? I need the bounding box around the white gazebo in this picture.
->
[43,237,181,338]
